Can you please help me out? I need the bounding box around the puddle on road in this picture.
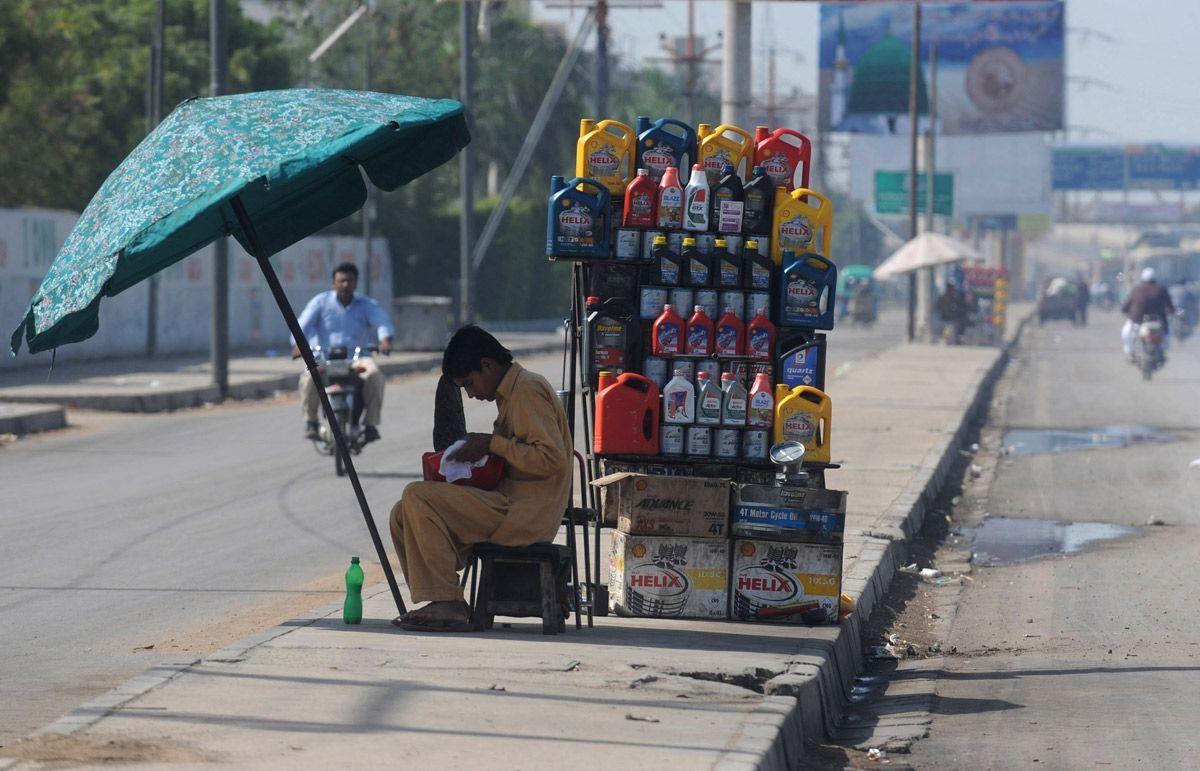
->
[1002,425,1175,455]
[968,516,1139,567]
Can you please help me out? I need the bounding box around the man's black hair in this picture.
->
[332,261,359,280]
[442,325,513,378]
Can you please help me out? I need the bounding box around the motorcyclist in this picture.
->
[1121,267,1174,362]
[1169,278,1197,319]
[293,262,394,442]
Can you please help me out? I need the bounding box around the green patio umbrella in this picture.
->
[10,88,471,617]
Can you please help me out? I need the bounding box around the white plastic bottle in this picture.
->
[696,371,723,426]
[721,372,748,427]
[662,369,696,425]
[683,163,711,233]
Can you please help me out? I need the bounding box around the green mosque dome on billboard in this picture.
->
[846,34,929,117]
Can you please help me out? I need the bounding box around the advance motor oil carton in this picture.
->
[731,539,842,624]
[610,532,728,619]
[592,472,730,537]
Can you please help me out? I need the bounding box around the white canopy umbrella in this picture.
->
[873,232,985,280]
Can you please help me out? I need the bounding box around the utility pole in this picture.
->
[721,0,751,128]
[652,0,720,126]
[459,0,475,324]
[906,1,921,342]
[922,41,938,342]
[210,0,229,397]
[146,0,164,357]
[596,0,609,117]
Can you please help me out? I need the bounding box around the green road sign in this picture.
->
[874,171,954,216]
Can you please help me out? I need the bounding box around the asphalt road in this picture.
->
[0,310,907,747]
[908,309,1200,769]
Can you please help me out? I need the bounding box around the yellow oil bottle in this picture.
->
[773,384,831,463]
[698,124,754,185]
[577,119,635,197]
[771,187,834,265]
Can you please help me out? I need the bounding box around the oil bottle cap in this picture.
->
[721,372,734,380]
[598,370,612,377]
[673,369,687,376]
[586,295,601,305]
[693,163,704,171]
[698,371,709,380]
[683,237,697,246]
[715,238,727,247]
[745,240,758,249]
[694,305,704,314]
[637,168,649,177]
[653,235,668,245]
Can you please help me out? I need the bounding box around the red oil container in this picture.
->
[594,373,661,455]
[753,127,812,193]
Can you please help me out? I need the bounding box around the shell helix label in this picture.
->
[784,413,816,444]
[703,148,734,182]
[786,276,820,316]
[761,152,794,188]
[586,145,621,179]
[628,190,655,222]
[642,143,677,180]
[748,327,771,358]
[557,202,594,245]
[780,346,818,388]
[732,541,839,623]
[778,214,814,254]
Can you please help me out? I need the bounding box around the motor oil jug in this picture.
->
[623,168,658,228]
[652,304,686,357]
[662,369,696,425]
[776,329,826,390]
[771,187,833,264]
[754,127,812,193]
[686,305,715,356]
[585,296,637,388]
[713,165,746,234]
[656,166,684,230]
[747,373,774,428]
[721,372,748,427]
[595,373,660,455]
[699,124,754,185]
[715,239,743,289]
[696,371,723,426]
[742,166,775,237]
[742,238,773,292]
[641,235,681,287]
[715,308,744,357]
[747,307,776,360]
[682,236,713,288]
[683,164,711,232]
[779,251,837,329]
[546,176,611,259]
[577,119,635,197]
[773,385,831,463]
[636,116,697,182]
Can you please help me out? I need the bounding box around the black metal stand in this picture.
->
[230,196,407,618]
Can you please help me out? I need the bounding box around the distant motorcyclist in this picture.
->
[1121,267,1174,361]
[293,262,394,442]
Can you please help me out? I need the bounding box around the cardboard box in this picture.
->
[592,472,731,537]
[732,483,846,542]
[609,532,728,619]
[730,539,842,624]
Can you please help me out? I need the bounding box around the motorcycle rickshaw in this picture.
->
[839,264,878,325]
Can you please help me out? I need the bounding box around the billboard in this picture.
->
[1052,146,1200,191]
[819,2,1064,135]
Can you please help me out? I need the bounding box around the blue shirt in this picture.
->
[295,291,394,352]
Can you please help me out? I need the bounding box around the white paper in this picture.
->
[439,439,490,483]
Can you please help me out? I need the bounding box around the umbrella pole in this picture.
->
[230,196,408,619]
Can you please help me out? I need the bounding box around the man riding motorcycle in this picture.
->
[293,262,394,442]
[1121,267,1174,362]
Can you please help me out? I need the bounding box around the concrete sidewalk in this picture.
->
[0,332,562,417]
[0,309,1030,769]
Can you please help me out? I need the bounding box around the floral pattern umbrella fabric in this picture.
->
[11,88,469,355]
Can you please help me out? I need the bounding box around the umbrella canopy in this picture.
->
[11,88,468,355]
[873,232,984,281]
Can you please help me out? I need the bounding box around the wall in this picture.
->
[1,207,392,371]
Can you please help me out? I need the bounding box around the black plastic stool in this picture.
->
[468,542,572,635]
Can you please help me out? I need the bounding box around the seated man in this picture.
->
[293,261,393,442]
[390,325,573,632]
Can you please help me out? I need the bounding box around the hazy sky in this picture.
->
[530,1,1200,145]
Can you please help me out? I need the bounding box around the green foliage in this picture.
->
[0,0,291,211]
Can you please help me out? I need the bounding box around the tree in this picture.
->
[0,0,291,211]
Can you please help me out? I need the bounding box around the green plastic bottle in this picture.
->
[343,557,363,624]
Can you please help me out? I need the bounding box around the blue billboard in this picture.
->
[1052,146,1200,191]
[818,2,1065,135]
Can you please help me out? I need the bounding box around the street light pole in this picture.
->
[906,1,922,342]
[459,0,475,325]
[210,0,229,398]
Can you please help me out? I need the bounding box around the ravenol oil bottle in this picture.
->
[698,124,754,185]
[771,188,833,265]
[577,119,635,197]
[773,384,831,463]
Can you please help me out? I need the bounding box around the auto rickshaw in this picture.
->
[838,264,878,325]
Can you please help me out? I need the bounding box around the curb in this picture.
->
[0,341,563,414]
[0,404,66,436]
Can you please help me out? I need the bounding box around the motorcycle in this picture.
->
[1133,316,1166,381]
[310,344,377,476]
[848,291,877,326]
